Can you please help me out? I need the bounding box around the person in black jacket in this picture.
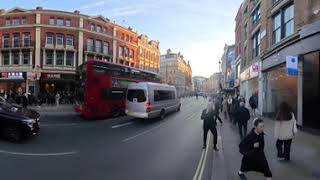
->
[21,92,28,108]
[201,102,219,151]
[235,102,251,140]
[214,98,223,124]
[238,119,272,180]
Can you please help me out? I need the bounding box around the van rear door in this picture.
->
[126,89,147,113]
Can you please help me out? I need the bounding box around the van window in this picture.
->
[127,89,146,102]
[154,90,175,101]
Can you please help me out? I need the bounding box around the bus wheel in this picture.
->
[112,107,121,117]
[160,110,165,120]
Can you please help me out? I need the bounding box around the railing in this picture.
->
[0,40,34,48]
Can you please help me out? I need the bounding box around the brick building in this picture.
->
[0,7,159,96]
[235,0,320,129]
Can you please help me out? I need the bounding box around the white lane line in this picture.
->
[41,123,77,127]
[111,121,134,129]
[122,123,162,142]
[193,150,205,180]
[0,150,78,156]
[198,134,211,180]
[185,114,196,121]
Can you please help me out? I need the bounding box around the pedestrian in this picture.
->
[238,118,272,180]
[235,102,251,140]
[222,97,228,119]
[201,102,219,151]
[214,98,223,124]
[231,95,240,124]
[55,92,61,106]
[227,95,233,122]
[249,92,258,117]
[274,102,297,161]
[21,92,28,108]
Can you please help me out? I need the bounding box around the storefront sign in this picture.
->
[8,72,24,79]
[43,73,61,79]
[286,56,298,76]
[240,62,260,82]
[1,73,8,79]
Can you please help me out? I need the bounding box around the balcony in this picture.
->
[0,40,34,49]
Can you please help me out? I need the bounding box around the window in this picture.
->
[127,89,146,102]
[56,51,64,65]
[272,4,294,44]
[3,34,10,48]
[5,18,10,26]
[66,35,74,46]
[244,6,248,14]
[21,17,27,25]
[87,39,94,51]
[284,4,294,37]
[56,34,64,45]
[66,52,74,66]
[244,24,248,39]
[124,48,129,57]
[12,18,20,26]
[129,49,134,58]
[46,51,53,65]
[95,40,102,53]
[66,20,71,27]
[103,28,106,33]
[103,89,126,101]
[49,18,55,25]
[126,35,129,41]
[273,13,281,44]
[3,53,9,65]
[96,26,102,33]
[252,31,260,58]
[154,90,175,101]
[252,5,261,25]
[23,52,30,65]
[90,24,95,31]
[46,33,54,45]
[23,33,30,47]
[119,46,123,57]
[13,52,20,65]
[57,18,64,26]
[13,33,20,47]
[103,42,109,55]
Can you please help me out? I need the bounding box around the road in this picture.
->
[0,98,215,180]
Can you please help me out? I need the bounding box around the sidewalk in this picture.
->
[213,115,320,180]
[29,104,77,116]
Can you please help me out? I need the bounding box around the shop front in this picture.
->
[40,73,76,94]
[0,72,27,95]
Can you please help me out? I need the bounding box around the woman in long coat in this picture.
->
[238,118,272,180]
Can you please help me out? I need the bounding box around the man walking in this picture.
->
[214,98,223,124]
[238,119,272,180]
[249,92,258,117]
[201,102,219,151]
[235,102,251,139]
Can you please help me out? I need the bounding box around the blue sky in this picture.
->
[1,0,242,77]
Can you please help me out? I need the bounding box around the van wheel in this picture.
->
[2,125,23,142]
[160,110,165,120]
[112,107,121,117]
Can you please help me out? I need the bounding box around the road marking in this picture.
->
[41,123,77,127]
[0,150,78,156]
[185,114,196,121]
[193,134,211,180]
[122,124,162,142]
[111,121,134,129]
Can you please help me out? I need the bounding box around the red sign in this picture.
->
[1,72,8,78]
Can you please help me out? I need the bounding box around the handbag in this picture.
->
[292,113,298,134]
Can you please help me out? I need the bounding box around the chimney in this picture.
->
[36,6,43,11]
[74,10,80,14]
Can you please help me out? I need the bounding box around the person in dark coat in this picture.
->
[235,102,251,139]
[231,95,240,124]
[21,92,28,108]
[201,102,219,151]
[238,119,272,180]
[214,98,223,124]
[249,92,258,117]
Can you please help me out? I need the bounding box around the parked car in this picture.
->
[125,82,181,119]
[0,96,40,142]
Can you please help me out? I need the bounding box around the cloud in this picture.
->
[80,0,106,10]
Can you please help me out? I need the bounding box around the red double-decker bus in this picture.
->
[74,60,160,119]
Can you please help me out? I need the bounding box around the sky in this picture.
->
[1,0,242,78]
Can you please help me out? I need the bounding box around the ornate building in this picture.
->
[138,34,160,73]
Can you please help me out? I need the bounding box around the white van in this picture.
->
[125,82,181,119]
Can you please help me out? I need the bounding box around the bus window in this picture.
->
[102,89,125,101]
[127,90,146,102]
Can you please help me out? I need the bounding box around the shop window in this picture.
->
[46,33,54,45]
[13,52,20,65]
[2,34,10,48]
[56,34,64,46]
[13,33,20,47]
[56,51,64,65]
[95,40,102,53]
[66,52,74,66]
[23,52,30,65]
[103,42,109,55]
[87,39,94,51]
[46,50,53,65]
[12,18,20,26]
[2,53,9,65]
[23,33,31,47]
[66,20,71,27]
[57,18,64,26]
[49,18,55,25]
[66,35,74,46]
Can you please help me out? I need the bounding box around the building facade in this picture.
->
[138,34,160,73]
[193,76,207,93]
[0,7,159,96]
[203,72,221,94]
[235,0,320,130]
[220,44,236,90]
[160,49,192,96]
